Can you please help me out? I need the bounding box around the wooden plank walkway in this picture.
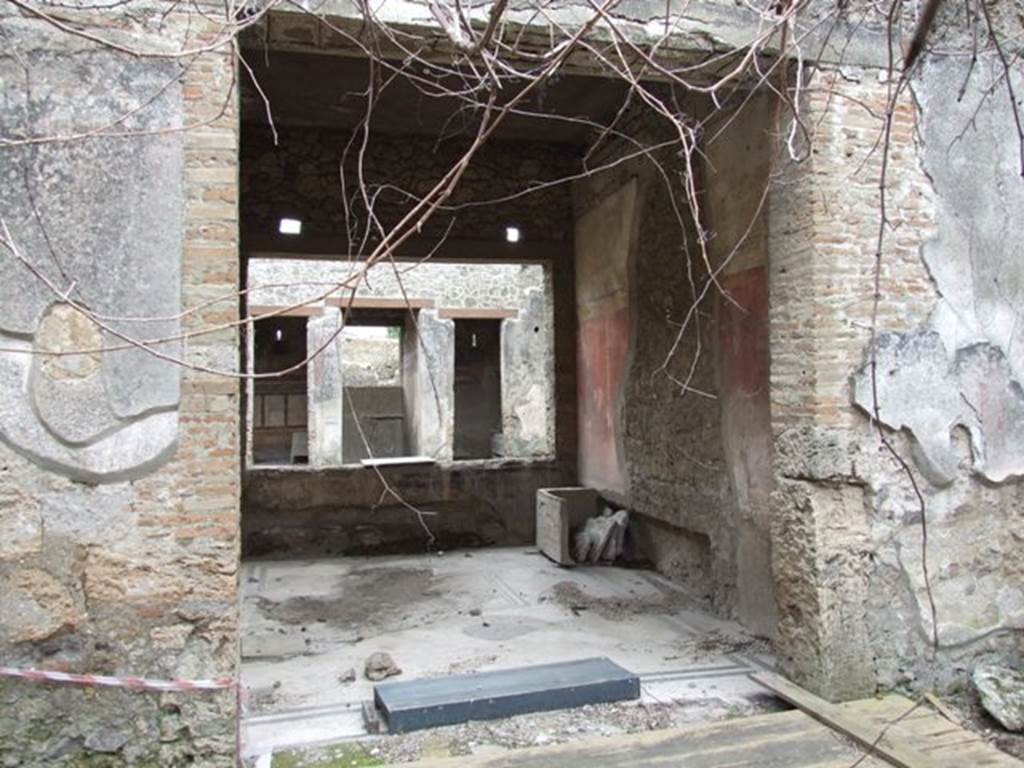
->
[386,694,1022,768]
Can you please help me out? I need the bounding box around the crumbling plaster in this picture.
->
[0,32,182,484]
[852,56,1024,487]
[770,56,1024,699]
[572,108,743,618]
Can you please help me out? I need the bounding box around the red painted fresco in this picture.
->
[577,304,630,494]
[718,267,769,397]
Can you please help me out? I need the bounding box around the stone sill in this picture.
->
[246,456,559,475]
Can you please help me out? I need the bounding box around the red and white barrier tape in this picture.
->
[0,666,234,692]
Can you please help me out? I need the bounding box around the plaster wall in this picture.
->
[308,311,345,467]
[501,288,557,458]
[768,58,1024,699]
[0,11,239,766]
[573,178,635,496]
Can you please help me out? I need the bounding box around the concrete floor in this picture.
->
[240,547,777,761]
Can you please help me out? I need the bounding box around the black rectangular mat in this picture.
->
[373,656,640,733]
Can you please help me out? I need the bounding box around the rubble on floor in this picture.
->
[257,695,783,767]
[366,652,403,682]
[974,662,1024,733]
[574,507,629,564]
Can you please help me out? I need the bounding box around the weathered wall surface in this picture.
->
[341,331,401,387]
[243,461,567,557]
[242,125,576,247]
[0,11,240,766]
[247,258,556,460]
[342,386,405,461]
[572,113,739,617]
[768,57,1024,699]
[402,309,455,460]
[307,311,346,467]
[703,93,778,639]
[573,178,635,495]
[248,258,547,312]
[501,287,556,457]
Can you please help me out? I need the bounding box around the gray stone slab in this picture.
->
[374,657,640,733]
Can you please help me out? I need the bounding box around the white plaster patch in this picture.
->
[853,332,1024,485]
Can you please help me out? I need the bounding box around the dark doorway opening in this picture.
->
[453,319,503,459]
[252,315,309,464]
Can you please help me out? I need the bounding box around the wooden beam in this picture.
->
[248,304,325,318]
[749,672,941,768]
[437,308,518,320]
[324,297,434,310]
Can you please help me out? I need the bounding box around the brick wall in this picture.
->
[768,63,1024,698]
[768,67,939,698]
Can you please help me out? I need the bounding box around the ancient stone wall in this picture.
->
[0,9,240,766]
[243,461,565,556]
[768,59,1024,699]
[248,259,546,310]
[246,259,554,461]
[572,108,739,616]
[241,125,577,246]
[702,92,778,639]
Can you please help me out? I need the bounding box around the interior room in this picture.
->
[236,42,779,759]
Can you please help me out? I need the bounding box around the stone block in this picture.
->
[536,487,600,566]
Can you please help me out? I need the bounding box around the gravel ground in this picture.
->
[260,693,786,767]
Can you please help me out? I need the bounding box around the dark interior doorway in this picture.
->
[252,315,309,464]
[453,319,502,459]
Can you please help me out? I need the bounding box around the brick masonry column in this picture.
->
[766,67,936,700]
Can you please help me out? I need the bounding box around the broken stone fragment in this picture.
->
[973,662,1024,732]
[574,508,629,564]
[338,667,357,684]
[365,652,402,681]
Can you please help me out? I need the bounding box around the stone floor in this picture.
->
[240,546,778,763]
